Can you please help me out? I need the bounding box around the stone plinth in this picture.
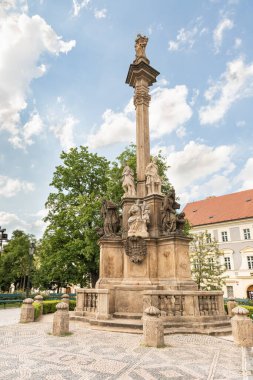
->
[53,302,69,336]
[96,238,124,288]
[231,306,253,347]
[20,298,34,323]
[143,306,164,347]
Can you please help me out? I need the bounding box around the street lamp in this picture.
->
[0,226,8,252]
[26,242,35,298]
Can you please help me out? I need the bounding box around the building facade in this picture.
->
[184,189,253,299]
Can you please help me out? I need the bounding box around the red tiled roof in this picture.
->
[183,189,253,227]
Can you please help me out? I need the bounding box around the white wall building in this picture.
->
[184,189,253,299]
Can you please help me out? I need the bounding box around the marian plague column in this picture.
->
[75,36,228,333]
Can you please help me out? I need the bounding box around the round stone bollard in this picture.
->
[34,294,43,316]
[143,306,164,348]
[53,302,69,336]
[227,298,237,317]
[20,298,34,323]
[231,306,253,347]
[61,293,70,309]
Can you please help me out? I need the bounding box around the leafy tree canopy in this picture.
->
[0,230,35,292]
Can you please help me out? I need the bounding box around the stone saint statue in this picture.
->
[176,212,186,233]
[161,188,180,234]
[122,165,136,198]
[100,200,121,237]
[134,34,149,64]
[128,200,150,238]
[145,157,162,195]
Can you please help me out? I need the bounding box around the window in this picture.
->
[208,257,214,269]
[221,231,228,242]
[224,257,231,270]
[226,286,234,298]
[206,233,212,243]
[243,228,251,240]
[247,256,253,269]
[193,260,200,270]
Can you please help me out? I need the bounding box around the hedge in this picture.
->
[33,302,42,320]
[240,305,253,319]
[32,300,76,320]
[42,300,76,314]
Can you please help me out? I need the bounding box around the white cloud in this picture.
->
[86,85,192,149]
[87,109,135,149]
[150,86,192,138]
[237,158,253,190]
[72,0,90,17]
[0,0,16,10]
[0,175,35,197]
[9,113,43,149]
[166,141,235,194]
[189,88,199,106]
[168,18,207,52]
[199,58,253,125]
[50,115,78,151]
[32,208,48,232]
[168,26,199,51]
[0,7,75,144]
[0,211,28,228]
[180,174,232,204]
[176,126,186,138]
[213,18,234,53]
[94,8,107,19]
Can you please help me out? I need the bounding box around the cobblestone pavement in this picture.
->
[0,307,20,326]
[0,315,250,380]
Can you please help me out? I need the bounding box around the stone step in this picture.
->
[70,315,231,336]
[113,312,142,320]
[164,326,232,336]
[164,320,231,329]
[90,318,143,330]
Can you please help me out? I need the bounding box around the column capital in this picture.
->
[126,61,160,88]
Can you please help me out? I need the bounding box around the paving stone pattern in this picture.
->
[0,316,246,380]
[0,307,20,327]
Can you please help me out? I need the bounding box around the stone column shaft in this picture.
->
[134,77,151,197]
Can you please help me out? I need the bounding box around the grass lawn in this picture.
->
[0,302,22,309]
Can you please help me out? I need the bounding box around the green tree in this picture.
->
[0,230,35,292]
[189,231,227,290]
[39,146,110,289]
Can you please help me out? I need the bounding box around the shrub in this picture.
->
[42,300,76,314]
[42,300,59,314]
[33,302,42,320]
[240,305,253,319]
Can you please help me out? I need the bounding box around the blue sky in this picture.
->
[0,0,253,238]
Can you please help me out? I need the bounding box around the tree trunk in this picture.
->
[90,271,99,288]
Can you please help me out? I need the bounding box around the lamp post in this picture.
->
[0,226,8,252]
[26,242,35,298]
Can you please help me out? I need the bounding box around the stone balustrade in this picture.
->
[143,290,225,319]
[76,288,112,319]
